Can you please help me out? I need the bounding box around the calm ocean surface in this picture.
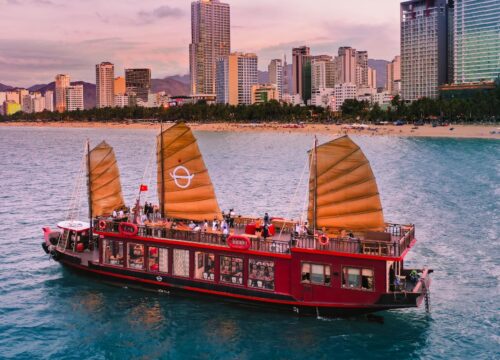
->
[0,126,498,360]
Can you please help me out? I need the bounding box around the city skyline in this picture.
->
[0,0,402,87]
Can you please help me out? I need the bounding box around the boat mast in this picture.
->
[160,123,165,219]
[313,136,318,235]
[86,139,93,239]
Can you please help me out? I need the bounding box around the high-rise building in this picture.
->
[355,51,369,88]
[333,83,357,112]
[292,46,310,98]
[190,0,231,96]
[114,76,126,95]
[18,89,29,107]
[125,68,151,102]
[96,62,115,108]
[268,59,283,100]
[251,84,279,104]
[368,67,377,89]
[386,55,401,95]
[66,84,84,111]
[338,47,357,84]
[454,0,500,84]
[311,56,336,92]
[55,74,70,112]
[44,90,54,112]
[401,0,452,100]
[216,52,258,105]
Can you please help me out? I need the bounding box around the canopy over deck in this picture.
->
[57,220,90,232]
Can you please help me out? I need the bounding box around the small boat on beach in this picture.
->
[42,122,432,317]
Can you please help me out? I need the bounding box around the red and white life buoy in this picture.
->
[98,220,107,231]
[318,234,329,246]
[118,222,138,236]
[227,235,251,250]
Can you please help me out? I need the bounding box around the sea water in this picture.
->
[0,126,498,359]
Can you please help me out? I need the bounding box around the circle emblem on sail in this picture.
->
[170,166,195,189]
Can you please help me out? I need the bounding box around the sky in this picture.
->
[0,0,402,87]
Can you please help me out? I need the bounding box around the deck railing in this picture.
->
[94,219,291,254]
[94,219,414,258]
[293,224,415,257]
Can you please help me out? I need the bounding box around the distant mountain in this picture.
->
[0,83,13,91]
[167,74,190,85]
[151,77,190,96]
[368,59,390,89]
[258,70,268,84]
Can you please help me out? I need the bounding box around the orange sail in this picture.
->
[308,136,385,232]
[87,141,125,217]
[157,123,222,221]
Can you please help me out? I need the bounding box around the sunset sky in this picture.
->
[0,0,401,87]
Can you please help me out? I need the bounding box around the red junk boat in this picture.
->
[42,123,432,317]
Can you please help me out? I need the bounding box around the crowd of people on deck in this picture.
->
[106,200,361,246]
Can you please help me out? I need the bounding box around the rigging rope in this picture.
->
[277,145,310,240]
[65,142,87,221]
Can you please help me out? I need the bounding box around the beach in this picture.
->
[1,121,498,139]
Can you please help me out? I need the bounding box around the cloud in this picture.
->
[137,5,183,23]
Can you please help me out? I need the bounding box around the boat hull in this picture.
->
[49,247,422,318]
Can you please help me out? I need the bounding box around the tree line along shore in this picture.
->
[1,87,499,124]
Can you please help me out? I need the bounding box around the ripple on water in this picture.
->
[0,127,499,359]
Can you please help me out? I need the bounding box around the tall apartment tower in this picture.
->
[44,91,54,112]
[66,84,84,111]
[386,55,401,95]
[190,0,231,96]
[268,59,283,100]
[355,51,369,88]
[292,46,310,99]
[96,62,115,108]
[114,77,126,95]
[311,56,335,92]
[401,0,451,100]
[338,47,357,84]
[454,0,500,84]
[55,74,70,112]
[367,67,377,89]
[216,52,257,105]
[125,68,151,102]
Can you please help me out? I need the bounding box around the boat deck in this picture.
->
[94,218,415,258]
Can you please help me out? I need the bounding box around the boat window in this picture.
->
[301,263,311,283]
[220,256,243,285]
[301,262,331,286]
[128,243,145,270]
[194,252,215,281]
[173,249,190,277]
[148,247,169,273]
[248,259,275,290]
[102,239,124,266]
[342,267,374,291]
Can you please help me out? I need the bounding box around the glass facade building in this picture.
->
[453,0,500,84]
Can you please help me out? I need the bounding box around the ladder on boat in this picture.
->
[56,231,69,252]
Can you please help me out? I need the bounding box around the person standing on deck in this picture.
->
[212,218,219,232]
[229,208,235,228]
[264,212,270,226]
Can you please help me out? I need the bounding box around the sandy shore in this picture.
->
[1,121,499,139]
